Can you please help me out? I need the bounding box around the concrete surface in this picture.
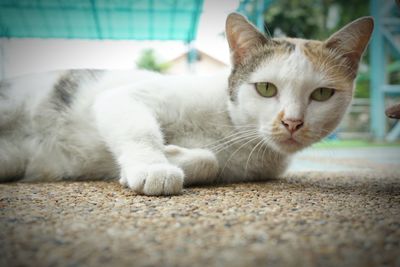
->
[290,146,400,172]
[1,147,400,267]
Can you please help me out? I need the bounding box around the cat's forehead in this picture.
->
[249,42,323,94]
[263,37,325,67]
[252,40,318,75]
[253,38,353,89]
[237,38,317,75]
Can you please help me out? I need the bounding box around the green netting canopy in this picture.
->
[0,0,204,41]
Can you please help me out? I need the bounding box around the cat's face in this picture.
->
[225,13,373,154]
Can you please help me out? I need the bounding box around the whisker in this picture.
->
[213,133,260,154]
[218,135,262,179]
[204,129,258,150]
[261,140,270,161]
[204,122,259,128]
[245,139,265,174]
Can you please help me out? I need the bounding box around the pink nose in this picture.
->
[281,119,304,133]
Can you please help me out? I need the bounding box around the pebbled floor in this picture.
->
[1,147,400,267]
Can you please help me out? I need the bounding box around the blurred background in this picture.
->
[0,0,399,149]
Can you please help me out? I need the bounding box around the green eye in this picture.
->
[255,82,277,98]
[310,87,335,101]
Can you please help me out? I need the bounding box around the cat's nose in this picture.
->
[281,119,304,133]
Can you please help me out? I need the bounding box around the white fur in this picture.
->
[229,44,353,154]
[1,44,356,196]
[0,58,350,196]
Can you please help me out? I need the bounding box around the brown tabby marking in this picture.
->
[302,41,355,90]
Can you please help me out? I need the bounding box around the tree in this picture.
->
[264,0,322,39]
[264,0,370,40]
[136,49,169,73]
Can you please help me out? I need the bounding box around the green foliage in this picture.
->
[354,78,370,98]
[264,0,322,39]
[136,49,169,73]
[264,0,370,39]
[355,61,400,98]
[389,61,400,84]
[330,0,370,37]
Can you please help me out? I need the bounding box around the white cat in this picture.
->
[0,13,373,195]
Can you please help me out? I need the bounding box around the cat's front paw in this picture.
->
[119,163,184,196]
[165,145,219,185]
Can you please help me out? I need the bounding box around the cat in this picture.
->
[0,13,373,195]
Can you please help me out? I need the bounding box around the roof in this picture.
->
[168,48,228,66]
[0,0,204,42]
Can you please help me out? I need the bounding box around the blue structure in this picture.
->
[0,0,204,41]
[370,0,400,141]
[237,0,274,33]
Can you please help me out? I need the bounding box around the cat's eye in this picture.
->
[255,82,277,98]
[310,87,335,102]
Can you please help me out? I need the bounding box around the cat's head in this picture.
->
[225,13,373,154]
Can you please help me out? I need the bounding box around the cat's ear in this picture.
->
[324,17,374,68]
[226,12,268,66]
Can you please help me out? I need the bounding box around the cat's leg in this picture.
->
[0,138,26,182]
[93,90,183,196]
[165,145,219,185]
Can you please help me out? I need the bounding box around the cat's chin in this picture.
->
[267,137,306,155]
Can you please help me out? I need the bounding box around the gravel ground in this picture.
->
[1,148,400,267]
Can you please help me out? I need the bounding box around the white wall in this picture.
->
[0,38,186,79]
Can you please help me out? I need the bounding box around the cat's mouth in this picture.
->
[275,136,304,153]
[260,128,308,153]
[282,137,300,145]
